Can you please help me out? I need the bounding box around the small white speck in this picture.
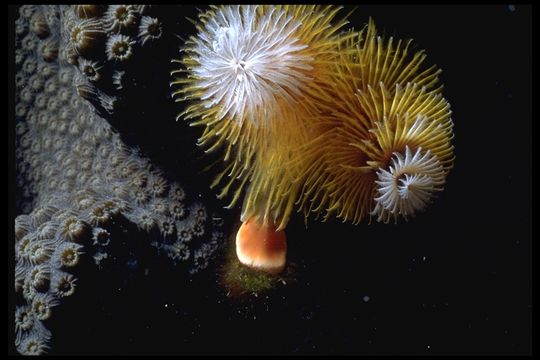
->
[363,296,371,303]
[422,256,427,261]
[508,4,516,12]
[427,345,431,349]
[164,303,168,308]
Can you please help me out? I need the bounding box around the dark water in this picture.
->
[10,5,531,355]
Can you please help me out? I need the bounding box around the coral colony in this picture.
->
[171,6,454,275]
[14,5,224,355]
[14,4,454,355]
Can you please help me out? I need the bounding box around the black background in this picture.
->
[10,5,531,355]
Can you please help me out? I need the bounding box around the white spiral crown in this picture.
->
[371,145,446,223]
[192,5,313,125]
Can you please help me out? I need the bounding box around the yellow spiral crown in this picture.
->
[293,19,454,224]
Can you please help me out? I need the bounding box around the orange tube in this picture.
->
[235,217,287,274]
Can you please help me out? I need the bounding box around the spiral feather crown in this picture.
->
[288,20,454,225]
[372,145,446,223]
[191,5,314,125]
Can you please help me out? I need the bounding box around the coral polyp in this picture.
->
[103,5,138,33]
[138,16,162,46]
[67,18,104,55]
[105,34,135,61]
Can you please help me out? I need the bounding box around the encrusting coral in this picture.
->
[14,5,224,355]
